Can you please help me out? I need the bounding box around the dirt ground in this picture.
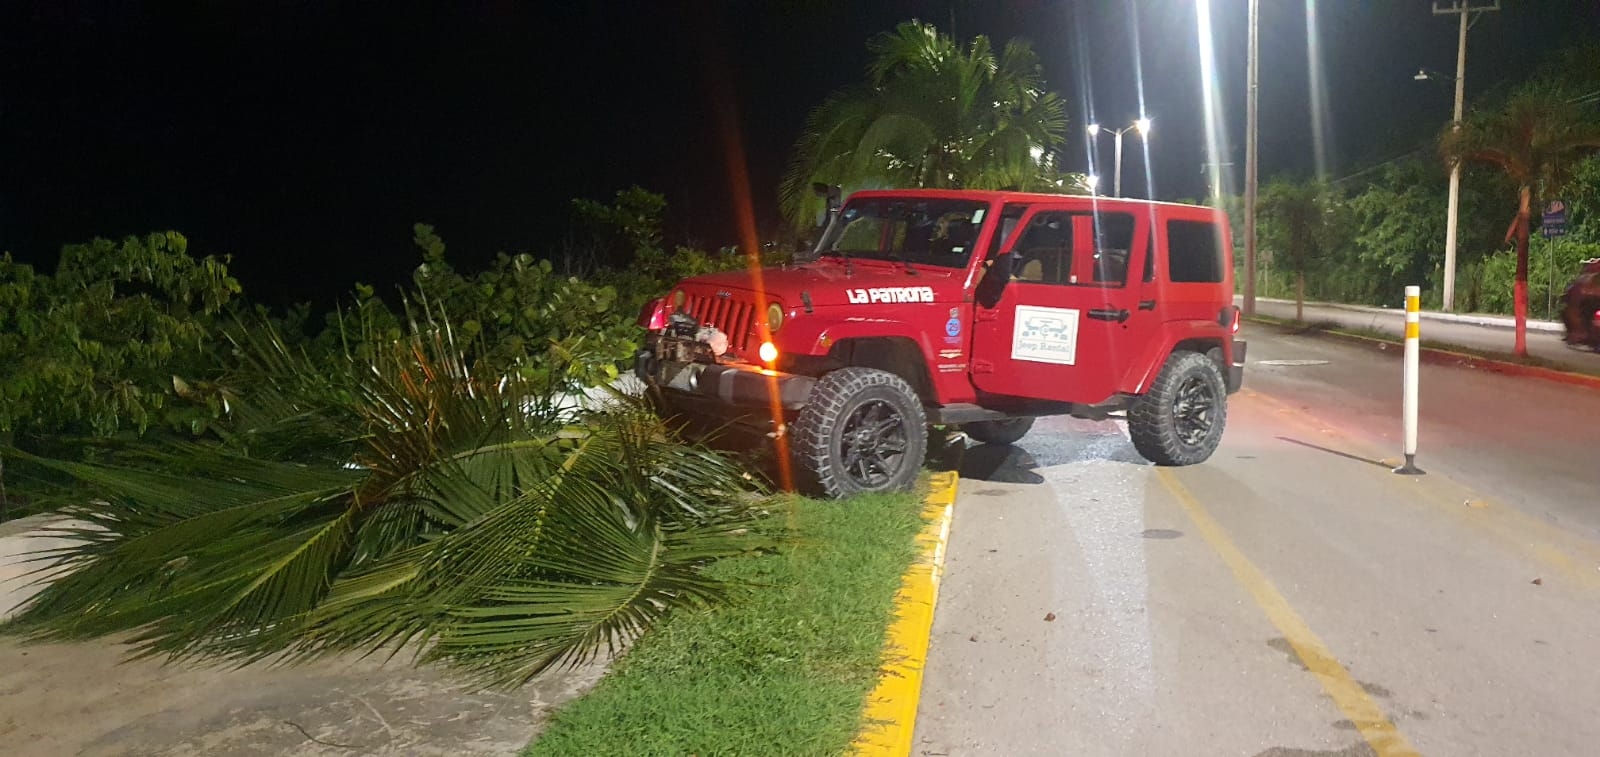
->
[0,516,610,757]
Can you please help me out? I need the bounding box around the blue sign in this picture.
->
[945,317,962,337]
[1543,199,1568,239]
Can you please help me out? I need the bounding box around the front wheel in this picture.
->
[791,367,928,498]
[1128,350,1227,466]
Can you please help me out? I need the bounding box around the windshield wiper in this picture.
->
[820,248,855,276]
[885,254,918,275]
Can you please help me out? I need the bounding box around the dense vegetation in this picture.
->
[1246,45,1600,328]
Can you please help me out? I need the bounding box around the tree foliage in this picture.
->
[778,20,1076,229]
[2,310,773,688]
[1440,82,1600,354]
[1257,177,1346,321]
[0,232,241,442]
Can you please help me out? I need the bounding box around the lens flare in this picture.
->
[1306,0,1333,179]
[1195,0,1235,204]
[700,5,795,492]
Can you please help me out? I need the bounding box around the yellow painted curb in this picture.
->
[849,470,958,756]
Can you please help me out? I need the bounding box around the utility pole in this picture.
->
[1434,0,1499,312]
[1243,0,1259,316]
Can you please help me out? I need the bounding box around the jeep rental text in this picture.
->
[635,189,1246,498]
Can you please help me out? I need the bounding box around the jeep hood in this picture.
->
[675,259,969,308]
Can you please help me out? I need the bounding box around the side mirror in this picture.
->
[811,182,842,213]
[975,251,1020,308]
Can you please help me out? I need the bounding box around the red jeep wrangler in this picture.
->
[635,189,1245,497]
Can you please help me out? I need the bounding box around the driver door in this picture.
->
[968,203,1153,405]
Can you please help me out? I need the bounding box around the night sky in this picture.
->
[2,1,1595,308]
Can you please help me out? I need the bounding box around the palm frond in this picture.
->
[1,307,771,688]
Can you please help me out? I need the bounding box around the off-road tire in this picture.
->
[961,417,1035,446]
[1128,350,1227,466]
[791,367,928,498]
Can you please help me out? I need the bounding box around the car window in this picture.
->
[1011,210,1136,288]
[1166,219,1225,283]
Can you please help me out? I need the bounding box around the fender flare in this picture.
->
[1121,322,1231,395]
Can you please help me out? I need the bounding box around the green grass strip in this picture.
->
[524,488,927,757]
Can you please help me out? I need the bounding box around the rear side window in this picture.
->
[1165,220,1224,283]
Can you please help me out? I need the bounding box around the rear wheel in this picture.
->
[791,367,928,498]
[961,417,1035,446]
[1128,350,1227,466]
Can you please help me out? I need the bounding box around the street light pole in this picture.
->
[1114,129,1124,198]
[1243,0,1258,317]
[1088,118,1151,198]
[1434,0,1499,312]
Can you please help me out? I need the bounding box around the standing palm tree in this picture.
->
[779,21,1072,229]
[1441,84,1600,356]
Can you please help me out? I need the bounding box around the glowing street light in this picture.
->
[1087,118,1151,197]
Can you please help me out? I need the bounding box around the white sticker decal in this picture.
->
[1011,305,1079,365]
[846,286,935,304]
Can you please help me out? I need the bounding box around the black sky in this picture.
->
[2,1,1595,308]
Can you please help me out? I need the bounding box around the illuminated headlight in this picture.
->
[758,341,779,363]
[766,302,784,333]
[672,289,687,308]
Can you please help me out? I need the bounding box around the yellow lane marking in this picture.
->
[1155,468,1421,757]
[1241,388,1600,589]
[850,471,958,756]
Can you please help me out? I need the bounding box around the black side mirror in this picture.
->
[811,182,842,208]
[975,251,1019,308]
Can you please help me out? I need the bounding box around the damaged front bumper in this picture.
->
[635,350,816,411]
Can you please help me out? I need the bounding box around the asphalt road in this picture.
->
[1248,296,1600,376]
[914,322,1600,756]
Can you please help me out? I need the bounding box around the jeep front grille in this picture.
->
[683,293,757,354]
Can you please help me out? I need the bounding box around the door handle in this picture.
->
[1138,299,1157,311]
[1088,308,1130,322]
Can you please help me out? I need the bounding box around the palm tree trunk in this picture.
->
[1514,184,1532,357]
[1296,270,1305,323]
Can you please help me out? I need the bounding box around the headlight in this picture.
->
[766,302,784,333]
[758,341,779,363]
[672,290,687,308]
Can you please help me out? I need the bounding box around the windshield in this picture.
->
[815,198,989,269]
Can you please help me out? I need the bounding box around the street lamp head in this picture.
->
[1135,117,1152,135]
[1086,123,1100,137]
[1413,68,1430,81]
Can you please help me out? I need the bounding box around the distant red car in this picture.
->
[1560,258,1600,350]
[635,189,1245,497]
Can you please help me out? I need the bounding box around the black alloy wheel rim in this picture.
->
[839,399,909,487]
[1173,375,1216,447]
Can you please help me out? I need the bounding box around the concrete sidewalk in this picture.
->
[1239,295,1600,378]
[1,515,608,756]
[1239,295,1563,333]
